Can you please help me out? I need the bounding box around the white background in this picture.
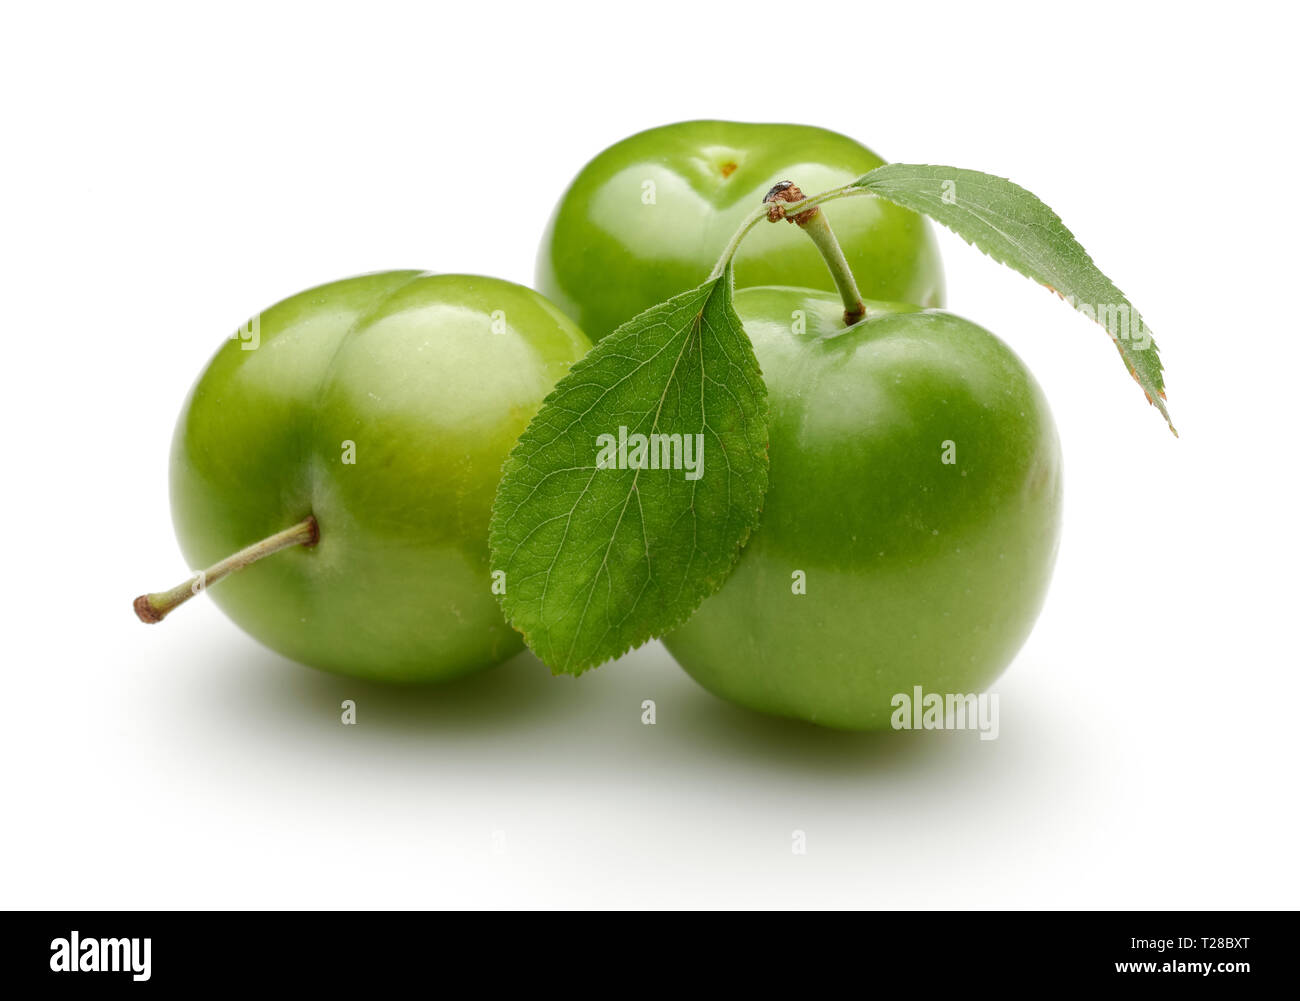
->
[2,1,1297,909]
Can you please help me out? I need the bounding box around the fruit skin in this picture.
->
[537,120,946,340]
[170,271,591,682]
[662,288,1062,730]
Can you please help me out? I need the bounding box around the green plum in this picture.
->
[537,120,946,340]
[136,271,591,682]
[663,287,1063,730]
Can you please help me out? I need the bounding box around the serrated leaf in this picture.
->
[489,270,769,674]
[853,164,1175,434]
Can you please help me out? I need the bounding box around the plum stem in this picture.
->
[133,515,319,624]
[763,181,866,325]
[799,210,867,325]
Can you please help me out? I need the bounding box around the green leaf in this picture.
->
[852,164,1175,434]
[489,270,769,674]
